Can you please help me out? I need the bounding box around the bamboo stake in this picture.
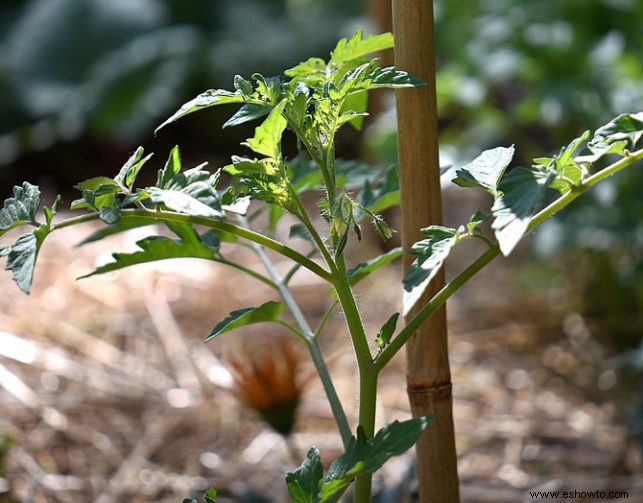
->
[392,1,461,502]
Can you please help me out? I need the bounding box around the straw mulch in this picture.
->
[0,214,640,502]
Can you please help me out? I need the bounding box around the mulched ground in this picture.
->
[0,208,640,502]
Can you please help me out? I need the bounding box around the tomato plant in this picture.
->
[1,32,641,502]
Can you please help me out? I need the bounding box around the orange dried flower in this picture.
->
[226,338,307,436]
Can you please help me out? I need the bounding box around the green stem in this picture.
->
[238,216,352,447]
[314,300,338,339]
[52,209,332,282]
[284,176,336,272]
[375,246,499,372]
[332,254,378,502]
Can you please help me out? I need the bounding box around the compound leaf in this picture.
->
[148,154,224,218]
[452,146,515,197]
[206,301,285,342]
[285,447,323,503]
[0,182,41,236]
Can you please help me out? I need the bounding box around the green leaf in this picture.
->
[577,112,643,164]
[467,211,490,233]
[43,195,61,227]
[340,90,368,131]
[591,111,643,148]
[4,225,51,294]
[114,146,153,190]
[204,487,218,503]
[0,182,41,236]
[80,224,214,279]
[285,447,322,503]
[157,146,182,189]
[72,177,120,212]
[376,313,399,351]
[403,226,460,316]
[149,153,224,218]
[5,233,39,293]
[330,31,394,66]
[252,74,283,104]
[223,103,272,128]
[319,417,433,501]
[234,74,253,97]
[206,301,285,342]
[243,100,288,160]
[99,205,122,225]
[147,187,223,219]
[223,156,278,176]
[348,247,402,286]
[452,146,515,197]
[360,65,425,89]
[155,89,252,133]
[492,167,555,256]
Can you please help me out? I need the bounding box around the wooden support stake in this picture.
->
[393,1,461,501]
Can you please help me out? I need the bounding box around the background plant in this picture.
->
[1,29,642,503]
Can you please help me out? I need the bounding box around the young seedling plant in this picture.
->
[1,31,642,502]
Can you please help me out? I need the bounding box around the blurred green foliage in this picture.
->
[0,0,361,184]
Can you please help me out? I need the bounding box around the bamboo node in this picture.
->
[407,381,452,401]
